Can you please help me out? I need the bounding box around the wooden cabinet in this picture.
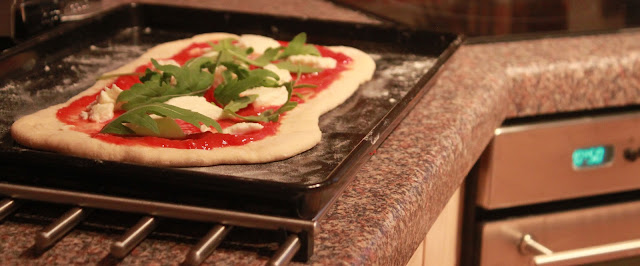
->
[407,187,462,266]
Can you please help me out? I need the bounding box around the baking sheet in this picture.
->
[0,28,436,186]
[0,4,459,210]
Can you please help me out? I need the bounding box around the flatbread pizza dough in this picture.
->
[11,33,375,167]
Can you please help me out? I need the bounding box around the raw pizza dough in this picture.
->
[10,33,376,167]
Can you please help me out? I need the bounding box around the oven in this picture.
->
[463,106,640,265]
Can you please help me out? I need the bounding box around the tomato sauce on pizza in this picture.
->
[55,38,351,149]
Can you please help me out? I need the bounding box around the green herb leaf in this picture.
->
[220,62,250,80]
[225,81,298,122]
[216,43,282,68]
[274,61,322,73]
[117,58,215,110]
[293,83,318,89]
[213,68,280,106]
[275,33,321,60]
[223,48,266,67]
[293,92,309,101]
[254,47,282,66]
[210,38,253,63]
[223,95,259,114]
[97,72,143,80]
[101,34,316,138]
[101,103,222,135]
[211,33,320,68]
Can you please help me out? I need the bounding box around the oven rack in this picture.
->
[0,182,315,265]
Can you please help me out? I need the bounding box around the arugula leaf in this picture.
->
[293,92,309,101]
[215,43,281,68]
[263,101,298,122]
[101,33,320,138]
[293,83,318,89]
[225,81,298,123]
[117,58,215,110]
[254,47,282,66]
[209,33,320,69]
[220,62,250,80]
[274,61,322,73]
[222,48,264,67]
[214,68,280,106]
[153,58,213,93]
[101,103,222,135]
[97,72,143,80]
[223,95,259,114]
[275,33,321,60]
[210,38,252,63]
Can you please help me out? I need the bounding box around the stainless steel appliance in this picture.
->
[464,107,640,265]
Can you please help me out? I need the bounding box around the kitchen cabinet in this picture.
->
[408,187,463,266]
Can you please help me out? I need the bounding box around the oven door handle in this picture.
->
[520,234,640,265]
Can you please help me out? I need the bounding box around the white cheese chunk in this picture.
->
[288,54,337,69]
[88,103,115,123]
[239,86,288,108]
[238,34,281,54]
[264,64,292,83]
[82,84,123,122]
[223,122,264,135]
[164,96,223,119]
[97,84,123,104]
[80,111,89,120]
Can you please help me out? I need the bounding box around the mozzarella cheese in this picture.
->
[288,54,337,69]
[97,84,123,104]
[223,122,264,135]
[238,34,281,54]
[239,86,288,108]
[164,96,223,119]
[264,64,292,83]
[86,103,114,122]
[81,84,123,123]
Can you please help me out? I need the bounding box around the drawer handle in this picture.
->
[520,234,640,265]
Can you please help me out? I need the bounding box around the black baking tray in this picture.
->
[0,4,460,220]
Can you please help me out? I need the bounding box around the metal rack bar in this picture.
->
[34,207,89,251]
[0,183,313,232]
[0,183,316,261]
[269,234,301,266]
[183,224,231,265]
[110,216,158,258]
[0,198,19,221]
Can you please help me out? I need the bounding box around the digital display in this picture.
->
[572,145,613,169]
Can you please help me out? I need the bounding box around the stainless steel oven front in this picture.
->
[464,107,640,265]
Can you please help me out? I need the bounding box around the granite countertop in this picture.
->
[2,1,640,265]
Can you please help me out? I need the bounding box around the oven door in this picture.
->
[479,200,640,265]
[476,111,640,210]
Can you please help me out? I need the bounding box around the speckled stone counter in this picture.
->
[2,1,640,265]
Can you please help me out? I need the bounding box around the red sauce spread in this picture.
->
[56,40,351,149]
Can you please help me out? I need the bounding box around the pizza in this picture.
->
[10,32,376,167]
